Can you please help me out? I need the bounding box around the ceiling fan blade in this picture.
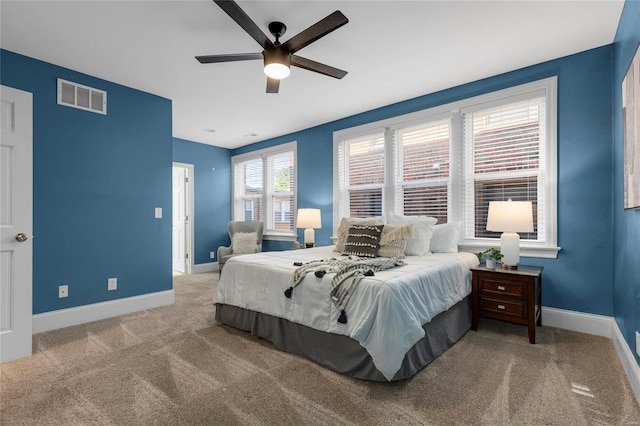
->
[196,53,263,63]
[291,55,347,79]
[213,0,274,49]
[282,11,348,54]
[266,77,280,94]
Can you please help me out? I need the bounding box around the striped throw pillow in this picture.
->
[342,224,383,258]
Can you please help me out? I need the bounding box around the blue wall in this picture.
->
[172,138,232,265]
[233,46,615,317]
[613,0,640,364]
[1,50,173,314]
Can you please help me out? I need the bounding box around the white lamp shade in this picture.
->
[296,208,322,229]
[486,200,534,233]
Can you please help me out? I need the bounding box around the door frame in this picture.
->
[172,162,194,274]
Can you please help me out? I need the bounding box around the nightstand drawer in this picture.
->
[480,297,526,318]
[479,279,525,298]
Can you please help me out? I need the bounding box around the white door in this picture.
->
[172,166,186,273]
[0,85,33,363]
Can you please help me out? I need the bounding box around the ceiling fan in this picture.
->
[196,0,349,93]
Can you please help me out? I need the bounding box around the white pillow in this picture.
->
[430,223,459,253]
[232,232,258,254]
[386,212,437,256]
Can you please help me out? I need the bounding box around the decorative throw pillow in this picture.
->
[342,224,383,258]
[378,223,414,258]
[386,211,437,256]
[334,217,383,252]
[231,232,258,254]
[430,223,460,253]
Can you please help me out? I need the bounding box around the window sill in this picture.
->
[458,242,560,259]
[264,233,297,242]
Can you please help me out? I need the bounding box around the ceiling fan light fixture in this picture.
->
[264,62,290,79]
[263,47,291,80]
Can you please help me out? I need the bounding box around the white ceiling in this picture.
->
[0,1,624,149]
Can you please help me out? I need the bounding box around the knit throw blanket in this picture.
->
[284,256,406,324]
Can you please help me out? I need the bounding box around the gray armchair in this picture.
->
[217,221,264,273]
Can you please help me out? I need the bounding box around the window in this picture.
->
[463,97,545,242]
[392,118,451,224]
[335,132,385,219]
[334,78,558,258]
[233,142,296,238]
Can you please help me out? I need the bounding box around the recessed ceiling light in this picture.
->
[245,133,258,138]
[205,128,216,133]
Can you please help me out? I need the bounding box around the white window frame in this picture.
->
[333,77,559,258]
[232,141,297,241]
[334,128,387,220]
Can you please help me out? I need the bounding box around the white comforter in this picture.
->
[214,246,479,380]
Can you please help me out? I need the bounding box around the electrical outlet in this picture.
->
[636,331,640,358]
[108,277,117,291]
[210,251,215,260]
[59,285,68,298]
[154,207,162,219]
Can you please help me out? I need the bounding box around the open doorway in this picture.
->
[172,162,194,274]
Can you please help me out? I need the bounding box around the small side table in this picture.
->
[471,264,543,344]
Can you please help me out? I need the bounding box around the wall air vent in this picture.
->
[57,78,107,115]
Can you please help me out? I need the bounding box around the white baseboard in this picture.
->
[542,306,640,404]
[32,290,174,333]
[611,320,640,405]
[193,262,218,273]
[542,306,614,337]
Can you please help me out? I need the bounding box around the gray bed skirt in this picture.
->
[215,296,471,382]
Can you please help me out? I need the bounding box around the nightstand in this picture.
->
[470,265,543,344]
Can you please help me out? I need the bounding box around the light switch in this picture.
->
[155,207,162,218]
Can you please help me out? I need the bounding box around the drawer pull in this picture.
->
[497,304,506,310]
[497,286,506,291]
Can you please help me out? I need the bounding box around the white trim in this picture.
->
[172,162,195,274]
[542,307,640,404]
[460,242,560,259]
[612,322,640,405]
[264,234,297,242]
[32,290,174,333]
[192,262,218,273]
[542,306,613,337]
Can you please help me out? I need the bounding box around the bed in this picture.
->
[213,245,479,382]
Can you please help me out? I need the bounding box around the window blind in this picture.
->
[463,97,545,241]
[234,158,263,222]
[266,151,295,234]
[394,119,450,223]
[337,133,385,219]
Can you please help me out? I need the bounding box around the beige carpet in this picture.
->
[1,272,639,425]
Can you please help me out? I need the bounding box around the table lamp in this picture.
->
[486,199,533,269]
[297,208,321,248]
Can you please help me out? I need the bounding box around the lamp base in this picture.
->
[304,228,315,247]
[501,263,518,270]
[500,231,521,269]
